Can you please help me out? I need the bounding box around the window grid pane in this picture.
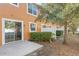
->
[30,23,35,32]
[28,3,38,15]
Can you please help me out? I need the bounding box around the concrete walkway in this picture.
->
[0,40,43,56]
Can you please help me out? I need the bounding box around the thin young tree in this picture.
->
[36,3,79,44]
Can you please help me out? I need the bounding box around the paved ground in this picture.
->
[0,40,43,56]
[35,38,79,56]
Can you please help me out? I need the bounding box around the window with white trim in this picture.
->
[29,23,36,32]
[42,25,47,28]
[42,24,47,28]
[28,3,38,16]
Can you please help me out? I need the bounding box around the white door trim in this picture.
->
[2,18,24,45]
[2,18,5,45]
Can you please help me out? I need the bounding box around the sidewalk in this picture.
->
[0,40,43,56]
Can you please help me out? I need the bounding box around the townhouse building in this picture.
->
[0,3,54,46]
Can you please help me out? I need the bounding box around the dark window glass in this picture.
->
[42,25,47,28]
[12,3,18,5]
[28,4,32,14]
[30,23,35,31]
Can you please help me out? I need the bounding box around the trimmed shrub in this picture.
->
[30,32,52,41]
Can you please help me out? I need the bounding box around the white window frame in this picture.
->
[41,24,47,28]
[2,18,24,45]
[29,22,37,32]
[27,3,38,17]
[10,3,19,7]
[41,24,48,32]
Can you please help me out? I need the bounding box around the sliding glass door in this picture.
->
[5,21,15,43]
[4,20,22,43]
[15,22,22,41]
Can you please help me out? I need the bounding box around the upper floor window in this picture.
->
[10,3,19,7]
[27,3,38,16]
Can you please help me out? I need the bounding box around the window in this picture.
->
[28,3,38,16]
[10,3,19,7]
[42,25,47,28]
[29,23,36,32]
[42,24,47,28]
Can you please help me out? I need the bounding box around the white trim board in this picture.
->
[9,3,19,7]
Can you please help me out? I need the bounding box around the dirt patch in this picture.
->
[33,39,79,56]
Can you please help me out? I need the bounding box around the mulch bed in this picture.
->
[33,39,79,56]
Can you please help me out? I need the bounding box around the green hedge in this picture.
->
[30,32,52,41]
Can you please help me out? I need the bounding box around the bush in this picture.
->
[30,32,52,41]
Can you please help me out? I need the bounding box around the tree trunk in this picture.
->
[63,21,68,44]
